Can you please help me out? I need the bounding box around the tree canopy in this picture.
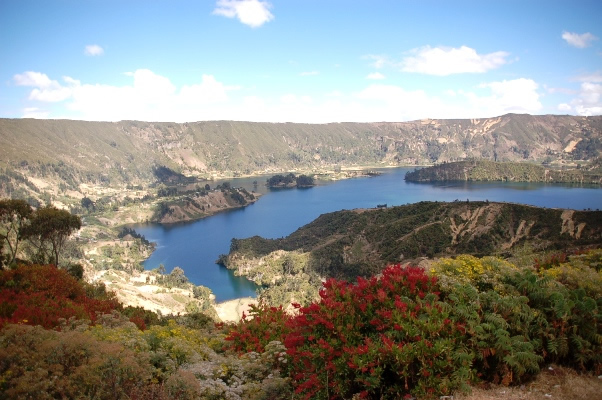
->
[0,199,33,268]
[22,205,81,266]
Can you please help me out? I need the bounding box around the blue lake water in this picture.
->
[135,168,602,302]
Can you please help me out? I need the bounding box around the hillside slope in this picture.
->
[1,114,601,188]
[222,201,602,281]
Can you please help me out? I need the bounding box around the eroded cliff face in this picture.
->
[2,114,601,187]
[155,188,259,224]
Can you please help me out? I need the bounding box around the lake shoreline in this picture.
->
[134,167,602,303]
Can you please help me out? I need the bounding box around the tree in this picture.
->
[296,174,315,187]
[23,206,81,266]
[80,197,94,212]
[0,199,33,268]
[167,266,188,288]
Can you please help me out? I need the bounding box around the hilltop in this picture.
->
[220,201,602,306]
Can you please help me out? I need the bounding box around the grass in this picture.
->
[458,365,601,400]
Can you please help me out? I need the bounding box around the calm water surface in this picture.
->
[135,168,602,302]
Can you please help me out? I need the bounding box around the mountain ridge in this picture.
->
[2,114,601,186]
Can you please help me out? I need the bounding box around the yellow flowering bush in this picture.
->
[431,255,517,291]
[538,249,602,297]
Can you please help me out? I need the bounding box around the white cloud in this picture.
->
[559,73,602,116]
[562,31,598,48]
[213,0,274,28]
[179,75,230,105]
[13,69,550,123]
[14,69,237,122]
[475,78,542,114]
[366,72,385,80]
[572,82,602,116]
[401,45,510,75]
[14,71,56,88]
[575,71,602,83]
[13,72,74,102]
[325,90,342,97]
[84,44,104,56]
[22,107,50,119]
[557,103,572,112]
[29,86,73,102]
[299,71,319,76]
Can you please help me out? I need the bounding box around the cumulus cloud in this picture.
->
[366,72,385,80]
[84,44,104,56]
[14,71,56,88]
[571,82,602,116]
[14,69,236,121]
[22,107,50,119]
[562,31,598,48]
[558,72,602,116]
[401,46,510,75]
[575,71,602,83]
[14,71,73,102]
[213,0,274,28]
[13,69,549,123]
[475,78,542,114]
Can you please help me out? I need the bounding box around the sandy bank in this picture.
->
[215,297,258,323]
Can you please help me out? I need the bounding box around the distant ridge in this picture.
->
[0,114,601,189]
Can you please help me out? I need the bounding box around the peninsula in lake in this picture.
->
[405,159,602,184]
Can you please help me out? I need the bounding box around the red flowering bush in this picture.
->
[0,264,122,329]
[224,302,293,353]
[225,265,474,399]
[285,265,473,399]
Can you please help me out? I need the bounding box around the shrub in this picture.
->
[225,302,293,354]
[431,255,517,292]
[503,268,601,373]
[0,264,121,329]
[226,265,474,399]
[0,324,155,399]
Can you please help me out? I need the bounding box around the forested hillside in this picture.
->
[222,201,602,282]
[405,160,602,184]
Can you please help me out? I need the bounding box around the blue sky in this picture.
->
[1,0,601,123]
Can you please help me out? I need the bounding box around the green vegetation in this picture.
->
[266,173,315,188]
[0,200,81,269]
[225,250,601,399]
[1,115,602,398]
[222,201,602,292]
[1,249,600,399]
[152,184,257,223]
[405,159,602,184]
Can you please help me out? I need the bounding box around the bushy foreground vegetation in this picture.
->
[1,250,601,399]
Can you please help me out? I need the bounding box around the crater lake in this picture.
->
[134,167,602,302]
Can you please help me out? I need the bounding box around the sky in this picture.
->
[1,0,601,123]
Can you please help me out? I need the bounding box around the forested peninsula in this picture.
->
[405,159,602,184]
[220,201,602,307]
